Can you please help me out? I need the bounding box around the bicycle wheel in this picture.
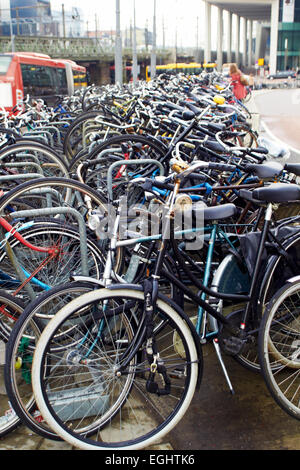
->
[0,220,106,307]
[31,287,200,450]
[243,88,252,104]
[4,280,104,441]
[214,231,300,373]
[0,291,25,437]
[68,133,168,176]
[0,177,122,277]
[259,279,300,421]
[0,142,69,183]
[231,123,258,148]
[62,111,112,161]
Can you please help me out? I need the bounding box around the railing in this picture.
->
[0,35,111,60]
[0,35,171,62]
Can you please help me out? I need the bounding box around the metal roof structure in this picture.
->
[206,0,273,21]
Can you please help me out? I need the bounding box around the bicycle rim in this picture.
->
[31,288,199,450]
[4,281,103,440]
[259,281,300,420]
[0,292,25,437]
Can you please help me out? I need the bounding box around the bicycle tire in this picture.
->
[0,291,25,438]
[0,177,123,282]
[31,287,200,450]
[69,133,168,176]
[259,279,300,421]
[62,111,108,161]
[4,280,105,441]
[215,231,300,373]
[0,142,69,180]
[0,221,106,308]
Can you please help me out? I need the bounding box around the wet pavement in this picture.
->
[166,343,300,450]
[253,88,300,153]
[1,341,299,451]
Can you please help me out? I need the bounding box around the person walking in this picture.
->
[229,63,247,100]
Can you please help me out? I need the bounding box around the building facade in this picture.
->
[0,0,83,38]
[204,0,300,73]
[277,0,300,69]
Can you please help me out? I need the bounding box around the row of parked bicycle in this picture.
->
[0,70,299,450]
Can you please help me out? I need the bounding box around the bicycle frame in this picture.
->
[104,176,280,377]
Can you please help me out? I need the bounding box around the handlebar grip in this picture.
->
[246,152,266,163]
[147,179,175,191]
[208,162,236,172]
[250,147,269,155]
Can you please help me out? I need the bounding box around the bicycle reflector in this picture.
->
[213,95,226,105]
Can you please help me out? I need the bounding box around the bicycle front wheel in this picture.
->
[259,279,300,420]
[31,287,200,450]
[4,281,104,441]
[0,291,25,438]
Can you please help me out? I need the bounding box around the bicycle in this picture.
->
[29,158,300,449]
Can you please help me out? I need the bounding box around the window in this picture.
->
[21,63,55,97]
[55,68,68,94]
[0,55,12,75]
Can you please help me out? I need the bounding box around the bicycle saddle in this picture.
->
[192,202,237,221]
[252,183,300,203]
[244,162,283,179]
[284,163,300,177]
[206,122,226,132]
[204,140,225,153]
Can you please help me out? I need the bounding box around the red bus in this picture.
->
[0,52,87,112]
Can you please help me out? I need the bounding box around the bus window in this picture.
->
[0,55,12,75]
[55,68,68,95]
[21,64,55,97]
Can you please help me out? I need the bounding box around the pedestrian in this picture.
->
[229,63,247,100]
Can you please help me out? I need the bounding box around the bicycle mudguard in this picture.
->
[258,230,300,306]
[212,253,250,296]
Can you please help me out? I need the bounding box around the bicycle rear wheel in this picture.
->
[0,142,69,183]
[31,287,200,450]
[68,133,168,176]
[259,279,300,421]
[0,291,24,438]
[0,177,123,278]
[4,281,104,441]
[0,220,105,307]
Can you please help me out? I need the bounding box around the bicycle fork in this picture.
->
[198,224,235,394]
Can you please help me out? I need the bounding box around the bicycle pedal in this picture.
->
[220,336,246,356]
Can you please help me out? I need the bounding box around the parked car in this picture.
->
[267,70,296,80]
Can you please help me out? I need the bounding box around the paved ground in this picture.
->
[1,342,300,451]
[253,88,300,154]
[0,89,300,451]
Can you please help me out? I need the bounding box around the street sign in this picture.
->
[258,58,264,66]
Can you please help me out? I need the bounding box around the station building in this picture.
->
[204,0,300,73]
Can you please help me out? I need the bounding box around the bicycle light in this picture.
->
[174,194,193,211]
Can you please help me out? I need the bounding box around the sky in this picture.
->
[49,0,209,48]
